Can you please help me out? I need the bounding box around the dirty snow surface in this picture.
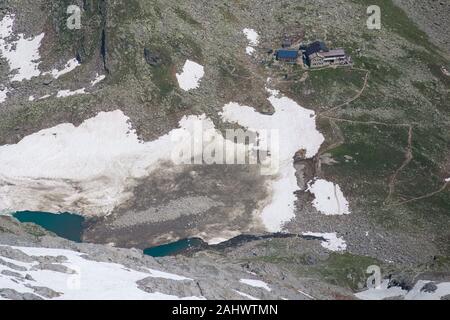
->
[355,279,450,300]
[176,60,204,91]
[303,232,347,252]
[0,246,202,300]
[221,85,324,232]
[0,110,249,217]
[307,179,350,215]
[0,14,44,82]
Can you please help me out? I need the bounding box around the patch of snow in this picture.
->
[243,28,259,46]
[307,179,350,215]
[147,268,192,281]
[91,73,106,86]
[240,279,271,292]
[243,28,259,56]
[0,246,203,300]
[221,84,324,232]
[207,238,229,245]
[355,280,407,300]
[303,232,347,252]
[0,78,326,239]
[0,15,14,38]
[28,95,35,102]
[356,280,450,300]
[0,14,44,82]
[38,94,52,100]
[404,281,450,300]
[234,290,260,300]
[176,60,204,91]
[0,87,9,103]
[246,46,255,55]
[56,88,86,98]
[197,230,242,245]
[297,289,315,300]
[44,58,80,79]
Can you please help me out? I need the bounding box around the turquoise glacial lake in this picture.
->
[13,211,85,243]
[143,238,203,257]
[12,211,202,256]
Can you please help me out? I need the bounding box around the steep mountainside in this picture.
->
[0,0,449,300]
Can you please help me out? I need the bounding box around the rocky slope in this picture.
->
[0,0,449,299]
[1,216,449,300]
[0,216,354,300]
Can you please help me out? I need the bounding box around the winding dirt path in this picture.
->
[319,68,370,116]
[319,116,413,128]
[226,59,443,207]
[385,126,413,204]
[317,115,415,205]
[394,180,449,206]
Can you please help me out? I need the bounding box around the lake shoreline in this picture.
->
[10,211,324,258]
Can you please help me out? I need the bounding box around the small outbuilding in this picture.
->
[276,49,299,63]
[282,38,292,48]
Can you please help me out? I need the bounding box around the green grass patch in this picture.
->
[218,58,253,95]
[314,253,381,291]
[174,7,202,27]
[425,256,450,273]
[355,56,401,83]
[167,34,203,62]
[220,6,238,23]
[246,240,384,291]
[352,0,434,51]
[290,68,367,108]
[150,61,176,97]
[328,122,407,175]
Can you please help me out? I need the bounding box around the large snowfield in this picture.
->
[0,76,348,248]
[0,110,249,217]
[0,12,350,245]
[0,246,202,300]
[221,85,325,232]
